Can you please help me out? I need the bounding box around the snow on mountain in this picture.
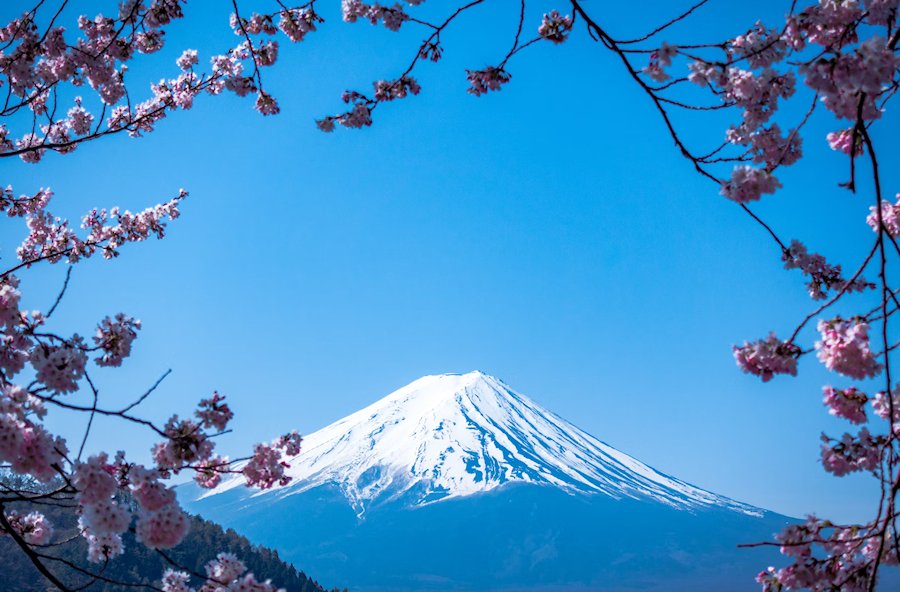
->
[200,371,759,516]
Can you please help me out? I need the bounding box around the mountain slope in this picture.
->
[202,371,756,516]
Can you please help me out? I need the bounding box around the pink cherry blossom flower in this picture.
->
[277,431,303,456]
[152,416,214,472]
[255,91,280,116]
[93,313,141,366]
[278,9,321,43]
[196,392,234,432]
[4,510,53,545]
[193,455,228,489]
[820,428,883,476]
[731,22,788,69]
[82,499,131,535]
[176,49,199,71]
[822,386,868,424]
[161,570,192,592]
[30,339,87,394]
[373,76,420,101]
[243,442,290,489]
[733,333,800,381]
[205,552,247,583]
[867,194,900,236]
[816,317,883,380]
[135,501,190,549]
[782,240,872,299]
[720,166,781,203]
[466,67,511,96]
[538,10,573,44]
[73,453,118,504]
[826,128,864,155]
[84,530,124,563]
[872,388,900,425]
[642,61,670,83]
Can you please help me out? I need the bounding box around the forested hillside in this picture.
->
[2,500,340,592]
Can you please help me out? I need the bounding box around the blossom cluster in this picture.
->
[866,194,900,237]
[826,128,864,156]
[733,333,801,382]
[0,380,68,483]
[801,37,898,121]
[17,189,187,266]
[0,1,321,163]
[633,0,899,226]
[781,240,872,300]
[642,43,677,83]
[94,314,141,367]
[373,76,421,102]
[342,0,424,31]
[242,431,303,489]
[758,514,898,591]
[815,317,882,380]
[720,166,781,203]
[726,123,802,169]
[822,386,868,424]
[162,552,286,592]
[316,74,422,131]
[538,10,573,44]
[820,429,883,476]
[1,510,54,545]
[466,67,512,96]
[322,5,573,129]
[1,182,303,578]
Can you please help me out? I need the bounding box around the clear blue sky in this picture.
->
[3,1,897,523]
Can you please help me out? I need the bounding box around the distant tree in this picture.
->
[1,472,335,592]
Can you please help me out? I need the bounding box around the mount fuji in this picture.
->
[182,371,791,591]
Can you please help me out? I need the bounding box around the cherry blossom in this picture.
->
[162,570,193,592]
[84,530,125,564]
[3,510,53,545]
[466,67,511,96]
[73,454,118,504]
[30,339,88,394]
[866,194,900,237]
[733,333,800,382]
[720,166,781,203]
[93,314,141,367]
[278,8,322,43]
[732,23,788,69]
[373,76,421,101]
[135,501,190,549]
[826,128,863,156]
[342,1,411,31]
[538,11,573,44]
[816,318,883,380]
[782,240,871,300]
[196,392,235,432]
[820,428,883,476]
[243,442,291,489]
[822,386,868,424]
[152,416,215,473]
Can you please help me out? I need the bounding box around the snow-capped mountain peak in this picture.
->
[201,371,758,516]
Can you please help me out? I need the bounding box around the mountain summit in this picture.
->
[186,371,790,592]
